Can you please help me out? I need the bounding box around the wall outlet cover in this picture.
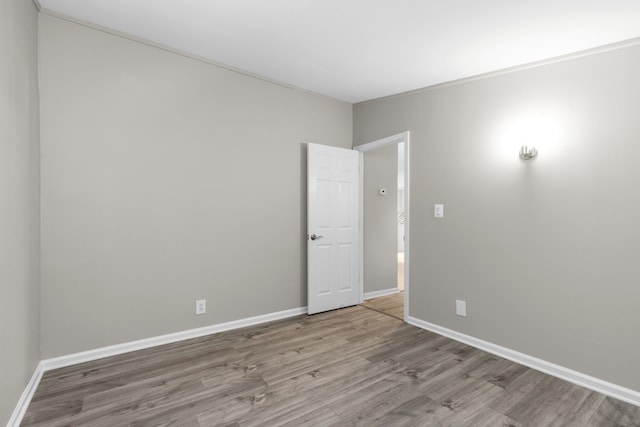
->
[195,299,206,315]
[456,300,467,317]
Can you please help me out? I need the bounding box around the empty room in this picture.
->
[3,0,640,425]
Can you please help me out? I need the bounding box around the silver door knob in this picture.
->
[309,234,324,241]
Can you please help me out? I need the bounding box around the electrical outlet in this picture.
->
[456,300,467,317]
[195,299,206,315]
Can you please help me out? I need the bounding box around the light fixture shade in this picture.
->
[519,146,538,161]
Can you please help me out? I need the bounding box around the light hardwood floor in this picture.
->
[362,291,404,320]
[22,304,639,426]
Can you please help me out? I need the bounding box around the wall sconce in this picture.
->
[519,146,538,161]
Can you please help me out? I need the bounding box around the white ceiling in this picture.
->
[39,0,640,103]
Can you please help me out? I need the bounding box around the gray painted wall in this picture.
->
[0,0,40,422]
[39,14,352,358]
[363,145,398,294]
[354,44,640,391]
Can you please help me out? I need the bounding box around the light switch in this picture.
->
[434,204,444,218]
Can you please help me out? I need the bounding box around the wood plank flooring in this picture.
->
[362,291,404,320]
[22,305,640,426]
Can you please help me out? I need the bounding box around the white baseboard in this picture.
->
[7,361,44,427]
[407,316,640,408]
[363,287,399,301]
[9,306,307,426]
[42,306,308,371]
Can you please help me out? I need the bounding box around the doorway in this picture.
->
[355,132,410,321]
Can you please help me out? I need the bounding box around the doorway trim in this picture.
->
[354,131,410,321]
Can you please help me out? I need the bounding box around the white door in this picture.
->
[307,143,360,315]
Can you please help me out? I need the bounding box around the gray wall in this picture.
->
[39,14,352,358]
[363,145,398,294]
[0,0,40,422]
[354,44,640,392]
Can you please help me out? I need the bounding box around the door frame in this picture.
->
[354,131,410,321]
